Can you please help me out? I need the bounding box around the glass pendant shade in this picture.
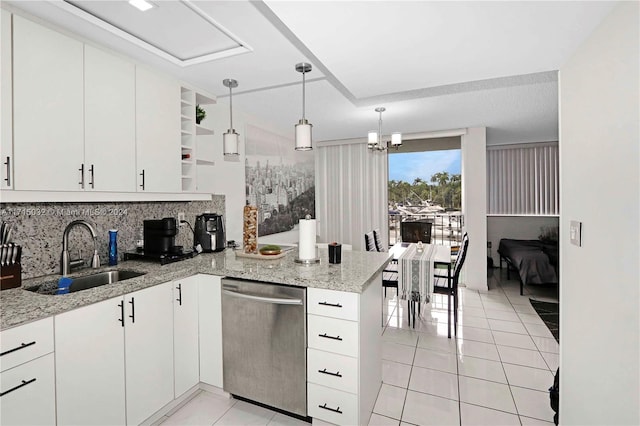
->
[223,130,239,156]
[391,132,402,146]
[368,131,378,147]
[295,120,312,151]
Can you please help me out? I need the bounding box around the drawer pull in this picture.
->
[319,333,342,341]
[0,378,36,397]
[318,368,342,377]
[318,403,342,414]
[318,301,342,308]
[0,341,36,357]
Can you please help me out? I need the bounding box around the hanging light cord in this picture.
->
[302,70,306,120]
[378,109,384,149]
[228,85,234,129]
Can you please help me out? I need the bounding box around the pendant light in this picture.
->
[295,62,313,151]
[223,78,239,157]
[367,107,402,151]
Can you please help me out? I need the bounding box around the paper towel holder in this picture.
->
[295,215,320,264]
[294,257,320,264]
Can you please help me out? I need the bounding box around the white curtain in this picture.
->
[315,141,388,251]
[487,142,559,215]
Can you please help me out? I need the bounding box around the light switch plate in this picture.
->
[570,221,582,246]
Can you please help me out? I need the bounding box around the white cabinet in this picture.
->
[124,282,174,425]
[55,296,127,425]
[180,87,216,192]
[0,317,55,426]
[12,15,84,191]
[1,9,12,190]
[174,275,200,397]
[198,274,223,388]
[55,282,174,426]
[84,45,136,192]
[136,67,181,193]
[306,280,383,426]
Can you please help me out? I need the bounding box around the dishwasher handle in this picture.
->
[223,288,303,305]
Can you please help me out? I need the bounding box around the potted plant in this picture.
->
[196,104,206,124]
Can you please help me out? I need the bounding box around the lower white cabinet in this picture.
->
[198,274,223,387]
[55,282,174,425]
[55,295,126,425]
[0,317,55,426]
[0,353,56,426]
[306,276,383,425]
[173,275,200,397]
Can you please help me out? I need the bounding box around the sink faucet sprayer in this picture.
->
[61,220,101,276]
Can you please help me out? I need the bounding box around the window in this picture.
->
[487,142,559,215]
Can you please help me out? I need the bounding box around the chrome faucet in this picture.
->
[61,220,100,276]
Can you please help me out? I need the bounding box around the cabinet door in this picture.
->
[0,353,56,426]
[13,16,84,191]
[174,275,199,397]
[55,296,126,426]
[135,67,181,193]
[84,45,136,192]
[124,282,174,425]
[1,10,12,189]
[198,275,223,387]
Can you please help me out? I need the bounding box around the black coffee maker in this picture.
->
[194,214,225,252]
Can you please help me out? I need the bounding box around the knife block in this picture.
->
[0,263,21,290]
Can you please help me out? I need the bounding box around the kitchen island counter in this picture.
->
[1,248,391,330]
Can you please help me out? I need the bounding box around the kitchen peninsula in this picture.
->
[0,248,391,426]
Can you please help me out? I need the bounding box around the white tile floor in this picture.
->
[156,269,559,426]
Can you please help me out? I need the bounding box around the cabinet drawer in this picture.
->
[308,288,358,321]
[0,353,56,426]
[307,348,358,394]
[308,315,358,357]
[308,382,358,426]
[0,318,54,372]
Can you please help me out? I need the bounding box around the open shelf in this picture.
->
[196,124,214,135]
[196,159,215,166]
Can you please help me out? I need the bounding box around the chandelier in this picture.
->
[367,107,402,151]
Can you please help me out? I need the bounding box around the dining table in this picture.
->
[389,242,452,326]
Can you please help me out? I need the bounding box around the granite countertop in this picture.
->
[0,248,391,331]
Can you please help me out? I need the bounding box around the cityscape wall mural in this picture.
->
[245,124,315,237]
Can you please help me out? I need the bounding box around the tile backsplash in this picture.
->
[0,197,224,279]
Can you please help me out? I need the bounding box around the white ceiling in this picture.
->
[5,0,617,145]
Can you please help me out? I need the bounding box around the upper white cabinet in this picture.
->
[1,10,12,189]
[84,45,136,192]
[12,15,84,191]
[136,67,181,193]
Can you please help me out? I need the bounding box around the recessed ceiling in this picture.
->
[57,0,252,66]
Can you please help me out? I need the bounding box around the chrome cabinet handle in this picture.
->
[318,403,342,414]
[79,164,85,189]
[176,283,182,305]
[0,341,36,357]
[139,170,145,190]
[0,378,36,397]
[128,297,135,323]
[3,156,10,186]
[89,164,95,189]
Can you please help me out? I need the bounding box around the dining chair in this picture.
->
[433,232,469,338]
[364,231,376,252]
[372,229,386,252]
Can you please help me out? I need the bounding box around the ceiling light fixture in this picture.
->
[223,78,239,157]
[128,0,154,12]
[294,62,313,151]
[367,107,402,151]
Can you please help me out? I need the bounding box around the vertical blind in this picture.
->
[487,142,559,215]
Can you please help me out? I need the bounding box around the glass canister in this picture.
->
[109,229,118,266]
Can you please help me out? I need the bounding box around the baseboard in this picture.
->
[140,382,227,425]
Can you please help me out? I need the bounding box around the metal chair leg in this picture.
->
[447,292,452,339]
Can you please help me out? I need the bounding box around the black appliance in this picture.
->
[123,217,194,265]
[194,213,225,252]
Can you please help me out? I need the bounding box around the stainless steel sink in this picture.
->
[25,270,146,295]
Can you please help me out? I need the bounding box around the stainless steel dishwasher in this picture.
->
[221,278,307,416]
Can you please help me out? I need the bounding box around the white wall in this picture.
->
[487,216,559,265]
[461,127,488,291]
[559,2,639,424]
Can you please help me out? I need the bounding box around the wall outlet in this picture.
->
[487,241,492,249]
[570,220,582,246]
[177,212,186,225]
